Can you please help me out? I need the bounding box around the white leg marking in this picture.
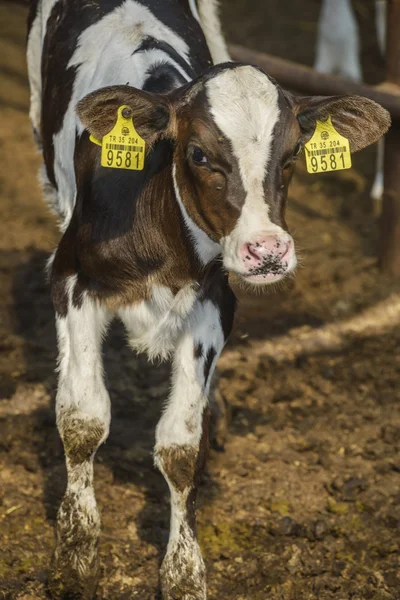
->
[56,286,111,428]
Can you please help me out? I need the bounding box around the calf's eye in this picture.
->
[192,146,208,165]
[293,141,303,156]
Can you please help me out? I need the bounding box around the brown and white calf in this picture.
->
[27,0,390,598]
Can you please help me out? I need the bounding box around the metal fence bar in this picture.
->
[229,44,400,118]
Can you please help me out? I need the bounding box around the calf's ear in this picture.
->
[289,94,391,152]
[76,85,173,142]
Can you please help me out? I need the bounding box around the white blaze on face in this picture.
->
[205,66,284,274]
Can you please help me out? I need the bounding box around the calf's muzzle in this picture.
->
[239,233,296,283]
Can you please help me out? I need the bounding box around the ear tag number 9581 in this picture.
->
[90,105,146,171]
[305,116,351,174]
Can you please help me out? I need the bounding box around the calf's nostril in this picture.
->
[280,240,291,259]
[246,243,265,262]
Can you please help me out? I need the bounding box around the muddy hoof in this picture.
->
[160,574,206,600]
[48,552,100,600]
[160,545,206,600]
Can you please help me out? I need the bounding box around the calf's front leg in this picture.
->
[155,298,233,600]
[49,286,111,599]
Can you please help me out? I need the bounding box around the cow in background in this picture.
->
[314,0,387,207]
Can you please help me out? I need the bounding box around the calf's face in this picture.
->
[173,67,301,284]
[78,64,390,285]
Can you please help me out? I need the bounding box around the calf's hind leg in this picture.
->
[155,298,233,600]
[49,286,111,599]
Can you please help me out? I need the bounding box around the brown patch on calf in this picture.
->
[58,408,106,464]
[157,444,198,492]
[262,90,302,231]
[173,89,245,241]
[51,133,203,311]
[157,409,210,498]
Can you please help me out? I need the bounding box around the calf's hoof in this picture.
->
[48,548,100,600]
[49,486,101,599]
[160,545,206,600]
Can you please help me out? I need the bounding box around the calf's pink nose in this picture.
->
[240,235,291,268]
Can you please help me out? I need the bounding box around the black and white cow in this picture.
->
[27,1,390,598]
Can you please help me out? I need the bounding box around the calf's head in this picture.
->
[78,64,390,285]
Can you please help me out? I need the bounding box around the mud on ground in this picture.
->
[0,2,399,599]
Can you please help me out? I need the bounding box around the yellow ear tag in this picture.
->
[90,134,102,147]
[95,105,146,170]
[305,116,351,174]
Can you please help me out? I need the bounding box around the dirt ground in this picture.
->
[1,1,399,599]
